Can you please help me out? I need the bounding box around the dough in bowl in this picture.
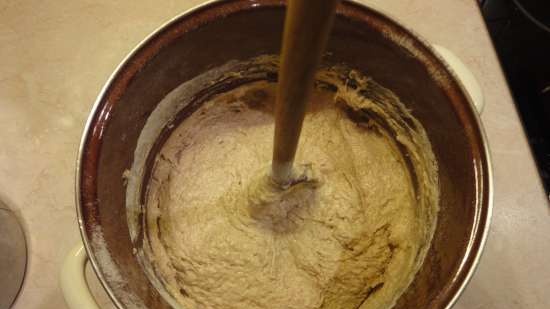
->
[140,65,439,309]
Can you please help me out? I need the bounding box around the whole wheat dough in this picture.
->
[143,74,438,309]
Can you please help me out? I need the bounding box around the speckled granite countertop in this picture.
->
[1,1,548,308]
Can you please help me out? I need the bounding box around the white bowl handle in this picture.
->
[60,243,100,309]
[432,44,484,114]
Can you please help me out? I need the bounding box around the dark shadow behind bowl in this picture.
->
[77,1,492,308]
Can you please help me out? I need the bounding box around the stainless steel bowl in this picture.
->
[75,1,492,308]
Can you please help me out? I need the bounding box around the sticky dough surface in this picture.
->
[144,77,438,309]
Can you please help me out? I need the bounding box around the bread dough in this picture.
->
[143,71,438,309]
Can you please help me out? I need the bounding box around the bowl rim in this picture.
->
[75,1,493,308]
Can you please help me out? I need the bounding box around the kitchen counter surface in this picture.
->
[1,1,549,308]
